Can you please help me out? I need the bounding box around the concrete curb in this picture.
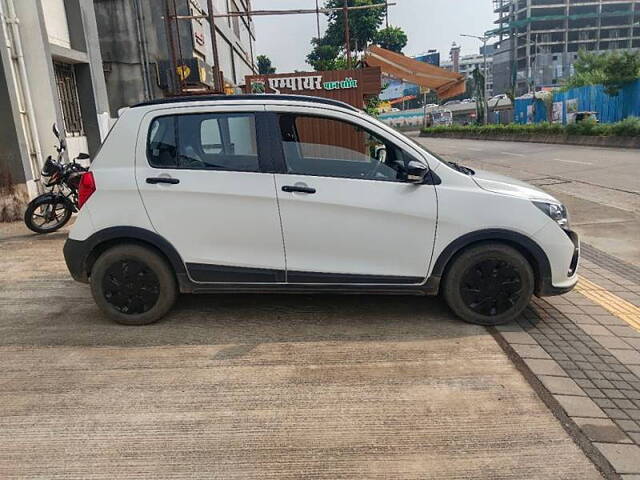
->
[419,131,640,149]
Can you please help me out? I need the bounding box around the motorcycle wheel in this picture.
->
[24,196,72,234]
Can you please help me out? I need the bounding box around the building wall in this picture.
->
[42,0,72,48]
[95,0,256,116]
[491,0,640,95]
[442,53,494,96]
[0,0,109,199]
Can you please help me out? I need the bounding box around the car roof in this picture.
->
[131,94,360,112]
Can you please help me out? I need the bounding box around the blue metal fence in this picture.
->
[515,79,640,124]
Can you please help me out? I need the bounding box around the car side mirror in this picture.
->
[77,153,90,160]
[405,160,429,184]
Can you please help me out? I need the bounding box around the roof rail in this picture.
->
[131,94,360,112]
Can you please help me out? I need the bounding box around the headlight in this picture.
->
[533,201,570,229]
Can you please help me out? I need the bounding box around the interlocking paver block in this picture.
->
[523,358,566,377]
[578,324,613,336]
[603,408,630,420]
[609,326,640,339]
[611,349,640,365]
[593,379,615,389]
[616,419,640,432]
[595,398,616,409]
[602,389,627,399]
[573,417,631,444]
[594,443,640,474]
[539,376,586,396]
[584,388,606,398]
[511,343,551,360]
[500,331,538,345]
[593,335,631,349]
[554,395,607,418]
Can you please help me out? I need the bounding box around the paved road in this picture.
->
[2,139,639,478]
[409,135,640,266]
[0,222,602,479]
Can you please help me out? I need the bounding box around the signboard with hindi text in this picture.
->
[244,67,382,109]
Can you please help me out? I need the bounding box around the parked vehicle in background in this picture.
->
[569,111,599,124]
[426,109,453,127]
[63,95,579,326]
[24,125,89,234]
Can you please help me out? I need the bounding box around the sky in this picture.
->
[252,0,496,73]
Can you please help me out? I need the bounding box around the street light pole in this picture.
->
[461,33,490,125]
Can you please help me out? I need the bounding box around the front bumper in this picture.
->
[537,228,580,297]
[63,238,90,283]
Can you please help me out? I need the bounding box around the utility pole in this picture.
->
[315,0,321,39]
[343,0,351,69]
[385,0,389,28]
[461,33,491,125]
[206,0,223,93]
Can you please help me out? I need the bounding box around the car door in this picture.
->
[135,105,286,283]
[268,106,438,283]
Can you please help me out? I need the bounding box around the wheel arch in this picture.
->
[70,227,191,292]
[430,229,552,296]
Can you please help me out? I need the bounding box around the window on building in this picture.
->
[231,0,241,38]
[53,62,84,136]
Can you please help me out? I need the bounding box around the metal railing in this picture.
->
[53,62,84,136]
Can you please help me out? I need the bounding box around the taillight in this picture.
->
[78,172,96,208]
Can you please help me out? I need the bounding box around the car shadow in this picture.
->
[0,290,491,348]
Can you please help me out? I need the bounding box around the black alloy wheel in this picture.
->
[459,259,523,317]
[90,244,177,325]
[443,243,534,326]
[102,260,161,315]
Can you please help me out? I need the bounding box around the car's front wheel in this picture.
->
[90,244,177,325]
[443,243,534,326]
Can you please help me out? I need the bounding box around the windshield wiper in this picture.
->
[447,161,475,176]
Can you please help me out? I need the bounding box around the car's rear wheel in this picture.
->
[90,244,177,325]
[443,243,534,326]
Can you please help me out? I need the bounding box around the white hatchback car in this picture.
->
[64,95,579,326]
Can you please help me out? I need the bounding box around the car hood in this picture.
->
[471,168,558,203]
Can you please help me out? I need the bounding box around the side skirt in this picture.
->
[182,264,439,296]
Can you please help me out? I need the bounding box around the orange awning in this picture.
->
[364,45,466,100]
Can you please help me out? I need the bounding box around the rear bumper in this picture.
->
[63,238,90,283]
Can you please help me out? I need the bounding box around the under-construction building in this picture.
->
[490,0,640,95]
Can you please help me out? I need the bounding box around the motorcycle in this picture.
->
[24,124,90,234]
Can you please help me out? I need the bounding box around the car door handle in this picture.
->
[282,185,316,194]
[146,177,180,185]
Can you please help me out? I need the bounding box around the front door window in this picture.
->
[278,114,416,182]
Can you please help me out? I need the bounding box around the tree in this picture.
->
[306,38,342,71]
[373,26,407,53]
[257,55,276,75]
[306,0,387,70]
[564,50,640,96]
[323,0,386,54]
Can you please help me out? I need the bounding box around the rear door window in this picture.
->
[147,113,259,172]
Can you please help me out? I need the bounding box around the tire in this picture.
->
[442,243,534,326]
[24,196,72,234]
[90,244,177,325]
